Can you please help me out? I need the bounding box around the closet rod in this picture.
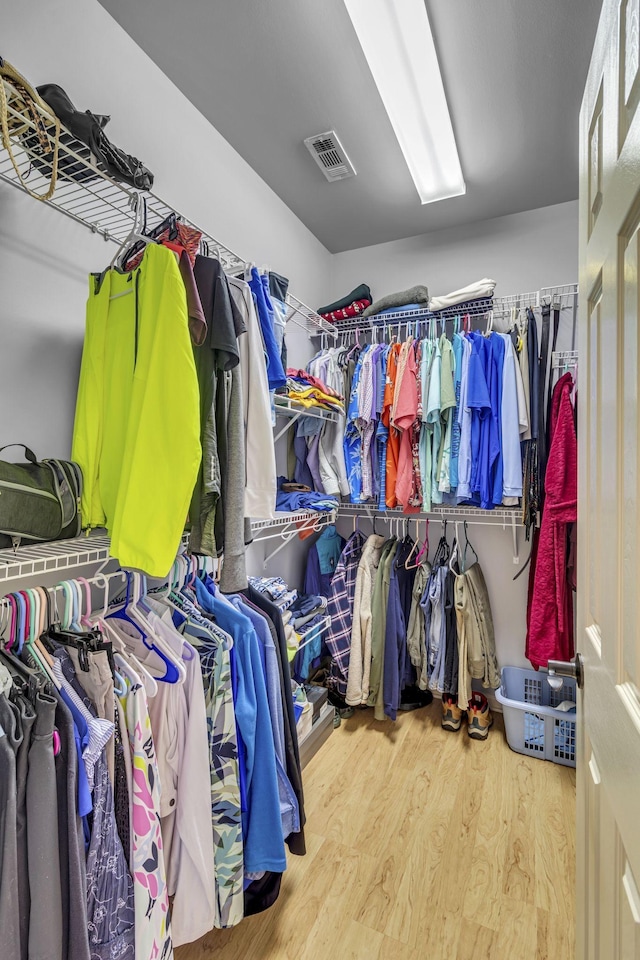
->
[338,505,521,563]
[337,504,521,525]
[0,76,334,340]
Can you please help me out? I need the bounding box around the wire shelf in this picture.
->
[337,503,522,526]
[0,76,327,338]
[286,293,337,340]
[273,396,339,423]
[319,285,580,339]
[0,534,112,585]
[540,283,579,306]
[250,510,337,537]
[552,350,579,369]
[321,299,495,337]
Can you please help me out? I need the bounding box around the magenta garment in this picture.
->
[526,373,577,668]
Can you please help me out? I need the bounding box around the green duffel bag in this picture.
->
[0,444,83,549]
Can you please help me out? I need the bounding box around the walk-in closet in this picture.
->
[1,1,639,958]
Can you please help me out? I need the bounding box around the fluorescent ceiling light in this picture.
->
[343,0,465,204]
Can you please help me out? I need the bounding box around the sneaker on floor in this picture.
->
[441,697,464,732]
[467,692,493,740]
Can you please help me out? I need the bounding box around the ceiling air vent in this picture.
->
[304,130,356,182]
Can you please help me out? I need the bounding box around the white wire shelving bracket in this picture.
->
[0,76,332,341]
[273,396,339,442]
[552,350,579,370]
[0,534,112,585]
[337,503,522,564]
[249,510,337,568]
[294,614,331,653]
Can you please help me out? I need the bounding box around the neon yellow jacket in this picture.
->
[72,244,201,576]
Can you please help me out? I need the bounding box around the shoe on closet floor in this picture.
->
[467,692,493,740]
[441,697,464,731]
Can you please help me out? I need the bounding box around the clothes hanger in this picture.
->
[131,571,189,675]
[449,522,461,574]
[75,576,127,692]
[484,309,494,336]
[93,574,158,698]
[109,193,154,277]
[107,572,182,684]
[22,588,59,688]
[462,521,479,571]
[404,527,423,569]
[346,327,361,360]
[14,591,27,654]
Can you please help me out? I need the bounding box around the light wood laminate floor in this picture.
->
[177,703,575,960]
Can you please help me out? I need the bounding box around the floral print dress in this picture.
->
[122,673,173,960]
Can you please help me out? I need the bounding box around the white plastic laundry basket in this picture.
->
[495,666,577,768]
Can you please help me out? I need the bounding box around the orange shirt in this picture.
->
[382,342,402,508]
[394,342,419,511]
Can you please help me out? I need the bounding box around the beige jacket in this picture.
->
[346,534,387,706]
[454,561,500,708]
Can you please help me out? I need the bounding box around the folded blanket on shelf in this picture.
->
[362,284,430,318]
[317,284,372,315]
[428,278,496,312]
[320,298,371,323]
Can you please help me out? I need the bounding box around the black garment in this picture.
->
[268,271,289,303]
[244,585,306,856]
[192,256,246,556]
[442,571,459,700]
[27,691,63,960]
[527,307,540,440]
[113,708,131,869]
[53,692,91,960]
[395,538,417,623]
[394,538,418,690]
[537,304,551,496]
[0,691,32,960]
[193,256,245,373]
[317,284,372,316]
[0,694,22,960]
[244,871,282,917]
[543,306,562,489]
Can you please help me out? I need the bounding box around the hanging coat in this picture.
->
[526,373,577,668]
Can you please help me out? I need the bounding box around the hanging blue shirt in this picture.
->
[248,268,286,389]
[304,524,344,597]
[194,576,287,873]
[489,333,505,507]
[383,558,406,721]
[344,351,365,502]
[466,333,491,505]
[450,333,464,490]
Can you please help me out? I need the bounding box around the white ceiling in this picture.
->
[98,0,602,254]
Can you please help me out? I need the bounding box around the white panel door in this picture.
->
[578,0,640,957]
